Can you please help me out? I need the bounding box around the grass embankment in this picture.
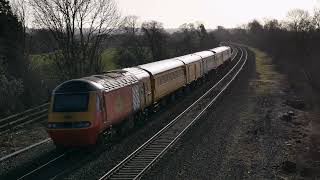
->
[249,47,273,76]
[249,47,286,94]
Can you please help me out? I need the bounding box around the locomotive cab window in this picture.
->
[53,93,89,112]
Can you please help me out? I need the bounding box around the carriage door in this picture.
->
[193,64,197,80]
[140,83,146,108]
[144,81,152,106]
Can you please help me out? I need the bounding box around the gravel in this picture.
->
[142,48,319,179]
[0,122,49,158]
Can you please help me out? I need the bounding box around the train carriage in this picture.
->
[138,59,186,103]
[193,51,217,75]
[211,46,232,64]
[175,54,202,84]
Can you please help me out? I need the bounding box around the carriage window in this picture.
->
[158,69,183,85]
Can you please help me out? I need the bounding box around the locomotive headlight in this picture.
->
[73,121,91,128]
[47,121,91,129]
[48,123,57,129]
[83,122,91,127]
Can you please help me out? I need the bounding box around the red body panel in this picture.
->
[48,123,100,146]
[48,127,99,147]
[104,86,133,126]
[48,111,103,146]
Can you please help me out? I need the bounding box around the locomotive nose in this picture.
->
[47,81,101,147]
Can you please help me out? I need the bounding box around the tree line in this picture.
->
[224,9,320,91]
[115,17,217,67]
[0,0,218,117]
[3,0,318,118]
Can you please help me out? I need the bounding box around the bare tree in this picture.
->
[286,9,312,32]
[121,15,139,35]
[141,20,168,61]
[120,15,143,49]
[263,19,281,31]
[285,9,313,69]
[248,19,263,34]
[10,0,32,58]
[312,8,320,31]
[29,0,121,79]
[175,23,199,54]
[10,0,28,33]
[116,15,151,67]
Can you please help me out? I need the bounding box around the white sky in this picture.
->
[117,0,320,28]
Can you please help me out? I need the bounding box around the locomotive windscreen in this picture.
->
[53,93,89,112]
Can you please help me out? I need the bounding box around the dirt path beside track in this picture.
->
[146,48,320,179]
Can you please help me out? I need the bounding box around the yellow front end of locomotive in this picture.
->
[47,91,102,147]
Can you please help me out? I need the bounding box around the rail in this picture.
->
[0,103,49,134]
[99,46,248,180]
[8,46,244,180]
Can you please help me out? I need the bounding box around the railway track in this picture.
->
[0,103,49,134]
[10,143,111,180]
[99,46,247,180]
[0,138,51,163]
[15,149,73,180]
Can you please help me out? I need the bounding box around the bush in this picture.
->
[0,74,24,117]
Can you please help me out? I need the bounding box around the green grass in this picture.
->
[30,53,54,67]
[249,47,272,63]
[101,48,118,71]
[30,48,118,73]
[249,47,286,93]
[249,47,273,80]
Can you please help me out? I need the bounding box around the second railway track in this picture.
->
[0,103,49,134]
[99,46,247,180]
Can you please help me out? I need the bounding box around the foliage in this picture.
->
[0,0,25,78]
[0,73,24,116]
[0,0,26,116]
[29,0,121,79]
[171,23,217,56]
[227,9,320,90]
[115,17,218,68]
[141,21,169,61]
[0,2,221,116]
[101,48,118,71]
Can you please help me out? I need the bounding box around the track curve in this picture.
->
[99,45,247,180]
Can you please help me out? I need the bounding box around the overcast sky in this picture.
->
[117,0,320,28]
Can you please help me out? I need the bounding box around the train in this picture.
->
[47,46,232,147]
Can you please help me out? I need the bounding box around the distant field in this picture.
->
[30,53,58,79]
[30,48,118,75]
[30,53,54,66]
[101,48,118,71]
